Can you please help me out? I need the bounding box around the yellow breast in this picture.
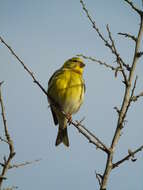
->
[48,68,85,114]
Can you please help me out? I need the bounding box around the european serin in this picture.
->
[47,57,85,147]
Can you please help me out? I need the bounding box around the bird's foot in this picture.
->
[67,114,72,125]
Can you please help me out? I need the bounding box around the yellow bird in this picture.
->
[47,57,85,147]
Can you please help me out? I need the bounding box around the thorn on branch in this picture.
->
[114,106,120,115]
[0,176,7,180]
[130,76,138,102]
[131,158,137,162]
[95,170,103,186]
[136,51,143,58]
[131,91,143,102]
[119,131,123,137]
[128,149,137,162]
[114,66,122,78]
[122,80,128,86]
[125,64,131,71]
[123,119,128,127]
[0,81,4,86]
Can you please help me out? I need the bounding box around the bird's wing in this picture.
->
[48,68,63,90]
[48,68,64,125]
[50,106,58,125]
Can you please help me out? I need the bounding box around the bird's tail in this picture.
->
[55,127,69,147]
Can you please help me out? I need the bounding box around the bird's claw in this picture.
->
[67,114,72,125]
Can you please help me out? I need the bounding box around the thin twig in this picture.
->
[0,83,16,187]
[0,36,47,96]
[8,159,41,169]
[0,159,41,170]
[106,25,129,82]
[0,136,9,144]
[80,0,108,44]
[122,76,138,116]
[130,76,138,100]
[77,54,117,71]
[124,0,143,16]
[118,32,137,42]
[114,106,120,115]
[95,170,102,187]
[112,145,143,169]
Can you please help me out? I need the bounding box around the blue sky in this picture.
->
[0,0,143,189]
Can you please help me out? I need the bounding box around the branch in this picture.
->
[112,145,143,169]
[0,36,47,96]
[72,119,109,153]
[0,83,16,187]
[0,159,41,170]
[128,75,138,104]
[80,0,108,44]
[123,76,138,114]
[130,76,138,98]
[118,32,137,42]
[124,0,143,16]
[0,36,109,154]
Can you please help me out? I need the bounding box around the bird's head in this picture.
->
[62,57,85,74]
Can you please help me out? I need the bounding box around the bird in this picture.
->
[47,57,85,147]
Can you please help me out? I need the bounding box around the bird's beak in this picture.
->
[80,62,85,68]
